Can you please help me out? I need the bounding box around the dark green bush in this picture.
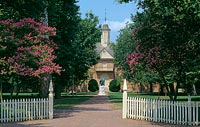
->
[88,79,99,92]
[109,79,120,92]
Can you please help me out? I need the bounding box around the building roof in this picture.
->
[95,42,114,58]
[102,24,110,30]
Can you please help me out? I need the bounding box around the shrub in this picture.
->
[109,79,120,92]
[88,79,99,92]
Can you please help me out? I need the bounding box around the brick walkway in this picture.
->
[1,95,189,127]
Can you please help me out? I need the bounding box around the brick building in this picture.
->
[89,23,116,92]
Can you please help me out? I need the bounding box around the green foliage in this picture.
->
[0,0,57,98]
[131,64,160,84]
[109,79,120,92]
[70,12,101,84]
[0,0,101,98]
[0,0,46,20]
[117,0,134,3]
[108,92,122,109]
[88,79,99,92]
[48,2,101,96]
[113,22,136,79]
[126,0,200,100]
[114,20,160,85]
[48,0,80,88]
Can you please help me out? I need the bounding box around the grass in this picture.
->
[54,92,97,110]
[2,92,97,110]
[2,92,40,99]
[108,92,123,109]
[127,92,200,101]
[108,92,200,109]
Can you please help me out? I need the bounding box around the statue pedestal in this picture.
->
[98,86,106,95]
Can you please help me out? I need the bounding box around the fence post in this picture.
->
[49,80,53,119]
[122,79,127,119]
[188,95,191,126]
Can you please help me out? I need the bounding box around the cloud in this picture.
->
[107,18,131,32]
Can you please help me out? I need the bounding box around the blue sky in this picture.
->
[77,0,137,42]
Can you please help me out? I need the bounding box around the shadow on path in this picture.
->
[54,96,111,119]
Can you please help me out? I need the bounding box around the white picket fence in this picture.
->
[0,80,54,123]
[126,97,199,126]
[0,98,50,123]
[122,79,200,126]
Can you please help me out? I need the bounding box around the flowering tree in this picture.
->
[125,0,200,100]
[0,18,61,97]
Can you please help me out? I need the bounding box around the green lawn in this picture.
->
[108,92,200,109]
[2,92,97,110]
[2,92,40,99]
[108,92,123,109]
[54,92,97,110]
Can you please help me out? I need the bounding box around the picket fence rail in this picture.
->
[126,97,199,126]
[0,98,50,123]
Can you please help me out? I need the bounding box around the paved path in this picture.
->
[1,95,189,127]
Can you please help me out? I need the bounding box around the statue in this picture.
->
[98,78,105,95]
[100,78,105,86]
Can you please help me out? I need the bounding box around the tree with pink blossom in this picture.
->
[0,18,61,97]
[124,0,200,100]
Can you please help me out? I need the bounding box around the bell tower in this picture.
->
[101,24,110,47]
[101,8,110,47]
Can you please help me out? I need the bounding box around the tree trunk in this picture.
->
[139,82,142,93]
[160,85,164,95]
[173,66,183,101]
[55,83,61,99]
[71,84,76,96]
[39,74,51,98]
[159,71,173,100]
[173,81,181,101]
[39,81,49,98]
[0,77,2,101]
[16,85,21,97]
[192,84,197,95]
[150,83,153,93]
[10,89,13,99]
[169,83,174,95]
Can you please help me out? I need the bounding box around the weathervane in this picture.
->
[105,8,107,23]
